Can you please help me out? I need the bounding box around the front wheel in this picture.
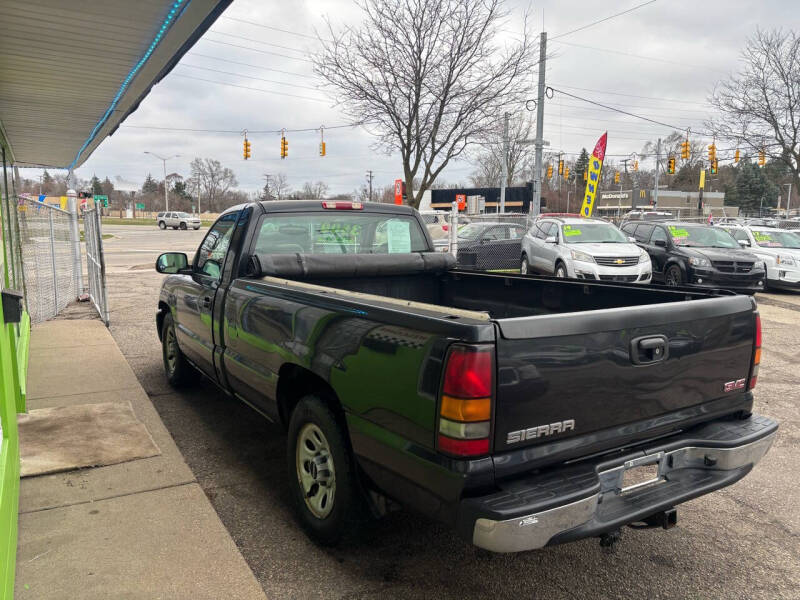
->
[287,396,366,546]
[555,262,567,278]
[520,255,530,275]
[665,265,683,287]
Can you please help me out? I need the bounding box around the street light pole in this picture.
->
[144,151,180,212]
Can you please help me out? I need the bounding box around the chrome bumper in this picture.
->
[472,429,776,553]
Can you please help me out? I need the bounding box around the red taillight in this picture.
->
[749,313,761,390]
[438,345,493,458]
[443,346,492,398]
[321,201,363,210]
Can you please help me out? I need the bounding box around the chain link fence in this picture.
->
[83,206,110,325]
[16,198,78,323]
[419,208,531,272]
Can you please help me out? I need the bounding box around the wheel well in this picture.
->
[156,301,170,341]
[276,363,344,429]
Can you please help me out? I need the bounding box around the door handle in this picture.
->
[630,335,668,365]
[202,296,212,308]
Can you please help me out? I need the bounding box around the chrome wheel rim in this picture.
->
[165,324,178,373]
[556,266,566,278]
[666,269,680,286]
[520,259,528,274]
[296,423,336,519]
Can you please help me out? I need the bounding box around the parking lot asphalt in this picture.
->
[101,224,800,600]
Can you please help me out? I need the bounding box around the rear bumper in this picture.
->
[459,414,777,553]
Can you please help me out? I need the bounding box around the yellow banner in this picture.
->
[580,132,608,218]
[60,196,68,210]
[699,170,706,190]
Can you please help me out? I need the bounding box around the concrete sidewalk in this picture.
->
[15,319,266,599]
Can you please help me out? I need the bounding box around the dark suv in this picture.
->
[621,221,766,293]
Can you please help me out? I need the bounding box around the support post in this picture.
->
[48,210,59,310]
[449,201,459,257]
[500,112,509,213]
[65,186,83,297]
[532,31,547,217]
[653,138,661,209]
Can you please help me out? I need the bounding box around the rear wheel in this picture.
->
[161,313,192,386]
[555,262,567,278]
[520,255,530,275]
[158,221,166,230]
[665,265,683,287]
[287,396,366,546]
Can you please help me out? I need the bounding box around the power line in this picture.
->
[186,52,316,79]
[178,64,320,91]
[219,15,323,41]
[200,38,314,63]
[549,83,711,106]
[551,0,659,40]
[170,73,327,102]
[206,30,311,54]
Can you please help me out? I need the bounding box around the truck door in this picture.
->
[174,210,240,377]
[645,225,669,275]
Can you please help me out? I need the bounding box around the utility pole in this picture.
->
[144,151,180,212]
[532,31,547,217]
[500,112,510,213]
[783,183,793,217]
[365,170,374,202]
[653,138,661,209]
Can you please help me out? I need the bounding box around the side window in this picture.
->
[534,221,550,239]
[196,212,239,280]
[733,230,748,242]
[547,223,559,239]
[635,224,654,243]
[482,227,502,241]
[621,223,637,235]
[650,227,668,244]
[509,226,524,240]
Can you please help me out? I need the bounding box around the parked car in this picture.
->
[521,216,652,283]
[622,221,766,293]
[720,225,800,290]
[620,209,673,225]
[454,221,526,270]
[153,200,774,553]
[157,211,201,230]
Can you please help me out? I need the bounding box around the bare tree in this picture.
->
[707,29,800,193]
[261,172,291,201]
[293,181,329,199]
[188,158,238,212]
[315,0,537,207]
[470,113,535,187]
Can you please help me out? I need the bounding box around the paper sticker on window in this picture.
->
[563,225,582,237]
[387,220,411,253]
[669,226,689,238]
[753,232,774,244]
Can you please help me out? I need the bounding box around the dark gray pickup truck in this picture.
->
[155,200,775,552]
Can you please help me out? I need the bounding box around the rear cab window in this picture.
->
[253,210,429,255]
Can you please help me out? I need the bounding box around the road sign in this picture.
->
[455,194,466,211]
[93,195,108,207]
[135,203,145,210]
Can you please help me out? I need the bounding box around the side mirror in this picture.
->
[156,252,191,274]
[545,236,557,244]
[738,239,750,248]
[628,236,636,243]
[654,239,667,248]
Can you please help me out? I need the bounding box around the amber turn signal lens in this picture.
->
[440,395,491,422]
[754,348,761,365]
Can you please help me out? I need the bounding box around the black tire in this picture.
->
[179,222,187,230]
[520,254,530,275]
[161,313,192,386]
[555,262,567,278]
[158,221,166,230]
[193,226,200,230]
[665,265,683,287]
[172,226,178,230]
[287,396,365,546]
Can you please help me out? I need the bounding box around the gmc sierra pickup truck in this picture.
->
[155,200,776,552]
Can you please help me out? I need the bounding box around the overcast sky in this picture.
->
[23,0,793,196]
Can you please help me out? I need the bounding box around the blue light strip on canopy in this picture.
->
[67,0,191,169]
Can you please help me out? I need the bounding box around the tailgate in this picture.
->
[492,295,757,453]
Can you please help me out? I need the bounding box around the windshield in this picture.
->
[561,223,627,243]
[751,229,800,249]
[176,212,190,218]
[457,224,484,240]
[668,225,739,248]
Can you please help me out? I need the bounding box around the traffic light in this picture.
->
[680,140,690,160]
[564,166,570,180]
[734,148,740,163]
[758,148,766,166]
[280,136,288,159]
[546,164,553,178]
[633,160,639,172]
[667,156,676,174]
[708,143,716,162]
[243,138,251,160]
[558,160,564,175]
[710,159,718,175]
[614,171,620,184]
[583,170,588,182]
[319,142,326,157]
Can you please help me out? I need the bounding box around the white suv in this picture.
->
[521,216,652,283]
[157,211,201,230]
[720,224,800,290]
